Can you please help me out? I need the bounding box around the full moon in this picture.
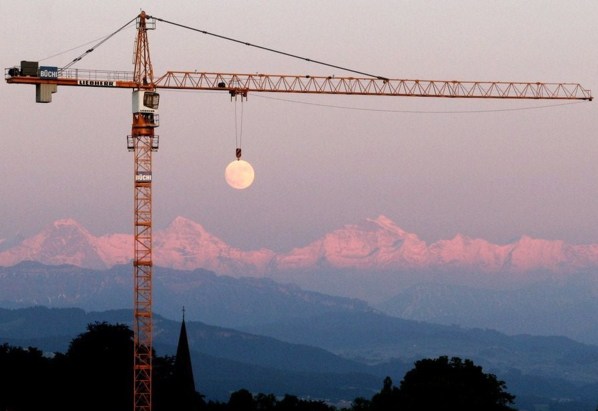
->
[225,159,255,189]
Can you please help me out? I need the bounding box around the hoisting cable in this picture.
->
[61,16,138,70]
[149,16,389,82]
[234,97,244,159]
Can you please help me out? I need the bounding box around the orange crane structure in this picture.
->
[5,11,592,411]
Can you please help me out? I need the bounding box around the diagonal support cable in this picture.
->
[61,16,138,70]
[149,15,389,81]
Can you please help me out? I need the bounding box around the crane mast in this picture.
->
[3,10,593,411]
[130,11,159,411]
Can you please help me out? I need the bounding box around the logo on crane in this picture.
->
[77,80,116,87]
[135,171,152,183]
[39,66,58,79]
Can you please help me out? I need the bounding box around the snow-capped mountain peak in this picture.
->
[0,219,105,269]
[52,218,85,229]
[366,215,409,237]
[1,216,598,276]
[166,216,209,235]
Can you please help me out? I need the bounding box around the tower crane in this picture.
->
[5,11,592,411]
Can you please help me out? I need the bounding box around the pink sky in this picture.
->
[1,1,597,252]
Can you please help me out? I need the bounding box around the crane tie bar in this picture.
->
[61,16,138,71]
[149,15,390,82]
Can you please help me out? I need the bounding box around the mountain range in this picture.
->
[2,216,598,277]
[2,217,598,408]
[2,258,598,346]
[2,216,598,344]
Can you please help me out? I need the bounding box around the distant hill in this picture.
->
[238,310,598,410]
[376,276,598,345]
[0,262,371,327]
[240,310,598,383]
[0,307,384,401]
[3,260,598,348]
[1,306,598,409]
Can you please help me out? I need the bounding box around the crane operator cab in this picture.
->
[132,90,160,127]
[129,90,160,151]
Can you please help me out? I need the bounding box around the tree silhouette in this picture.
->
[0,344,54,411]
[350,396,372,411]
[228,389,256,411]
[217,390,335,411]
[370,376,400,411]
[61,321,134,411]
[396,356,517,411]
[254,393,277,411]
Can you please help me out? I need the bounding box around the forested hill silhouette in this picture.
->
[0,322,517,411]
[3,306,598,409]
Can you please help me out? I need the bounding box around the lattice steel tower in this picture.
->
[129,12,159,411]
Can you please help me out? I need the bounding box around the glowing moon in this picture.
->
[225,159,255,189]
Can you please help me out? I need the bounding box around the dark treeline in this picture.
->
[0,322,517,411]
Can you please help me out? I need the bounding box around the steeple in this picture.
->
[174,307,198,410]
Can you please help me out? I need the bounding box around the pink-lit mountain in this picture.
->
[1,215,598,275]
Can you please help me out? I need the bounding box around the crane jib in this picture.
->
[5,66,593,101]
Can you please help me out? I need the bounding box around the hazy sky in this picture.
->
[1,1,597,252]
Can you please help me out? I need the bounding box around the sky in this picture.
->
[1,1,597,252]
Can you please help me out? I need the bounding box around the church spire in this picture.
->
[174,307,197,410]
